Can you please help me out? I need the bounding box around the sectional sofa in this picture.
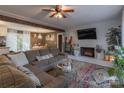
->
[24,48,67,71]
[0,48,67,88]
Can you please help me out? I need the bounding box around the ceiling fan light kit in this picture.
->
[54,12,63,18]
[42,5,74,19]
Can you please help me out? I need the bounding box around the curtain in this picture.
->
[6,29,17,52]
[22,31,30,51]
[6,29,30,52]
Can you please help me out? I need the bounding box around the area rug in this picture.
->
[67,60,110,88]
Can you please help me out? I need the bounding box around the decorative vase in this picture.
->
[104,55,110,61]
[96,52,104,60]
[96,53,101,59]
[74,50,80,56]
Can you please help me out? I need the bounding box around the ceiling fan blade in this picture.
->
[61,12,66,18]
[49,12,57,17]
[42,8,55,12]
[63,14,66,18]
[63,9,74,12]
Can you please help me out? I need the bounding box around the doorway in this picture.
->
[57,33,63,52]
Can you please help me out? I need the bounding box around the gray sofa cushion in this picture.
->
[39,49,50,56]
[28,59,50,71]
[37,64,54,71]
[24,64,65,88]
[52,55,65,62]
[24,50,40,63]
[24,48,66,71]
[48,57,56,64]
[49,48,60,56]
[35,59,54,71]
[30,60,49,66]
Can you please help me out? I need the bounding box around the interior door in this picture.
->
[58,34,63,52]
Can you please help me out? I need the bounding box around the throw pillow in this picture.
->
[36,55,50,61]
[7,52,29,67]
[50,48,59,56]
[92,69,109,84]
[48,53,54,58]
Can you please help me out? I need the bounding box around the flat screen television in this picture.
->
[77,28,97,40]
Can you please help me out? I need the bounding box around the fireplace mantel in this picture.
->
[68,55,113,68]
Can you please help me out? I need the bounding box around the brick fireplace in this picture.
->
[80,47,95,57]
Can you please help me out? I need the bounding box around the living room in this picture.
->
[0,2,124,90]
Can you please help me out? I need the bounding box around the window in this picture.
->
[6,29,30,52]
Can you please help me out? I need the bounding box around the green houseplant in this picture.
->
[106,26,121,51]
[106,26,124,87]
[113,47,124,87]
[108,47,124,87]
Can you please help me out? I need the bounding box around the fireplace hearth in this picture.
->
[80,47,95,57]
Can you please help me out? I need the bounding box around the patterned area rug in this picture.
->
[66,60,110,88]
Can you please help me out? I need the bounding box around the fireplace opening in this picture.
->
[80,47,95,57]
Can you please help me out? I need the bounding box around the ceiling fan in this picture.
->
[42,5,74,18]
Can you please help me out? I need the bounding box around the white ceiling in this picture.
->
[0,5,123,29]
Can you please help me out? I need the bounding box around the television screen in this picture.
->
[77,28,97,40]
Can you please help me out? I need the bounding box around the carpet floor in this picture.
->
[68,60,110,88]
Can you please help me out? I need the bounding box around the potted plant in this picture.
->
[108,47,124,87]
[106,26,121,51]
[114,47,124,87]
[106,26,124,87]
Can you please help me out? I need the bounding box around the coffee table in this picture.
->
[47,58,77,87]
[56,60,77,87]
[57,62,72,72]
